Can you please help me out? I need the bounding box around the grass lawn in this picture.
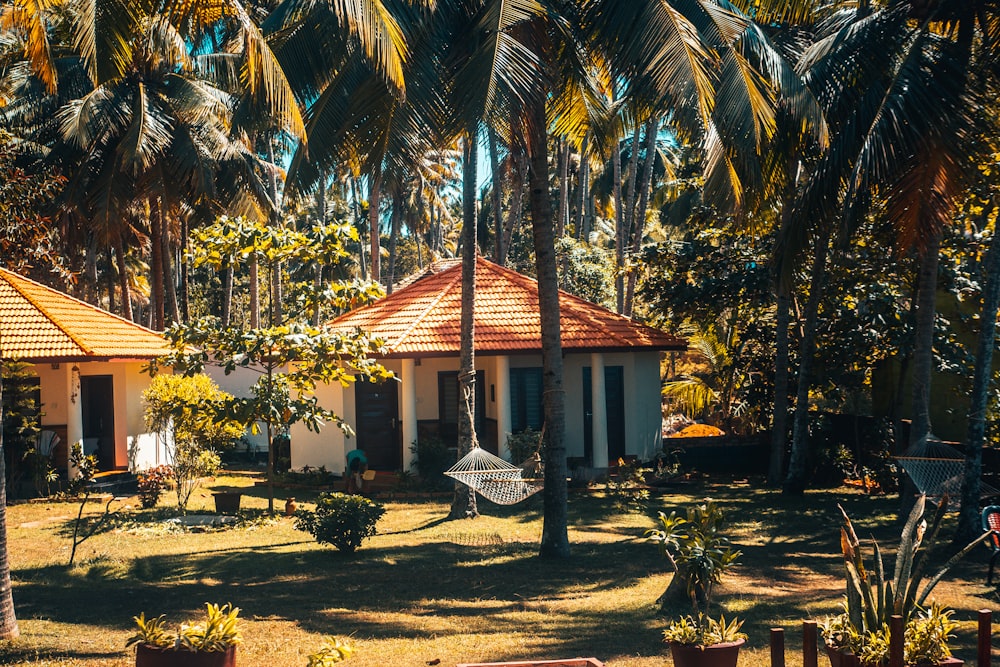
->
[0,471,998,667]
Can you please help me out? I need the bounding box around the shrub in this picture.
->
[137,465,174,509]
[505,428,544,465]
[143,374,242,509]
[409,437,452,489]
[294,492,385,553]
[66,442,99,495]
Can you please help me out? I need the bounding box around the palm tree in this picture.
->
[774,1,993,494]
[0,368,18,640]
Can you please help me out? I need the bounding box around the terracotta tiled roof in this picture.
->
[328,257,686,357]
[0,267,171,361]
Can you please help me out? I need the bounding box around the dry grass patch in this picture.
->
[0,474,998,666]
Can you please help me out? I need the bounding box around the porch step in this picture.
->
[86,470,138,496]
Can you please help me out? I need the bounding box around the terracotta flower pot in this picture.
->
[824,645,963,667]
[669,638,745,667]
[135,644,236,667]
[213,492,242,514]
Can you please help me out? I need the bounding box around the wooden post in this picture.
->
[803,620,818,667]
[770,627,785,667]
[979,609,992,667]
[889,615,904,667]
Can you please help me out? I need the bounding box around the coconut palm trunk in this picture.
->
[957,215,1000,542]
[784,224,832,494]
[0,368,19,640]
[769,282,792,485]
[908,230,942,447]
[450,133,480,520]
[526,101,570,558]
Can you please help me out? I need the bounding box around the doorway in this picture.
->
[355,379,401,471]
[582,366,625,466]
[80,375,116,470]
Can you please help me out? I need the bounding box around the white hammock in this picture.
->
[445,447,543,505]
[897,436,999,509]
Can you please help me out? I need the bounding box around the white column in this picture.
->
[591,353,609,470]
[67,364,83,478]
[400,358,418,472]
[496,355,512,460]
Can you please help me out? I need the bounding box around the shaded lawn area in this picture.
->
[1,475,998,667]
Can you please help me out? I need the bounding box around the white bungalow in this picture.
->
[290,258,686,475]
[0,268,172,473]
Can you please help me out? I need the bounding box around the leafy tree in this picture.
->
[150,216,390,515]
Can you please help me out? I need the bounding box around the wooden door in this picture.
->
[355,379,401,471]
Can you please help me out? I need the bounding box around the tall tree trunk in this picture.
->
[161,209,179,326]
[500,154,524,267]
[488,125,505,263]
[114,237,133,322]
[769,282,792,485]
[624,116,659,317]
[104,246,116,313]
[267,141,283,326]
[957,215,1000,542]
[908,230,942,447]
[784,224,832,494]
[150,200,165,330]
[613,134,625,313]
[527,101,569,558]
[387,190,402,294]
[450,132,480,520]
[370,172,382,286]
[557,138,569,238]
[84,233,98,304]
[249,254,260,329]
[179,216,189,322]
[351,176,367,281]
[576,134,589,240]
[0,370,19,640]
[221,266,233,327]
[622,123,642,246]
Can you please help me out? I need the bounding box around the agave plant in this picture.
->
[822,495,991,663]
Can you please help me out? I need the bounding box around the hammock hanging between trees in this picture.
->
[444,370,544,505]
[445,446,543,505]
[896,435,999,509]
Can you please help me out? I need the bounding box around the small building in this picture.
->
[290,258,686,475]
[0,268,172,473]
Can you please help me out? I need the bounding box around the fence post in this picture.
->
[803,620,818,667]
[770,627,785,667]
[979,608,992,667]
[889,615,904,667]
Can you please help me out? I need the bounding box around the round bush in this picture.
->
[294,492,386,553]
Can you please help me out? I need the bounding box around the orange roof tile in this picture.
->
[329,257,686,357]
[0,267,171,361]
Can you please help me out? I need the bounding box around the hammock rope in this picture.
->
[444,371,543,505]
[897,436,999,509]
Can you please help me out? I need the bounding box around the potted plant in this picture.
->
[820,495,991,667]
[647,500,746,667]
[127,603,241,667]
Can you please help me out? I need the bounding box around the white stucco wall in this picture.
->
[205,364,269,453]
[288,360,404,472]
[34,360,165,470]
[287,350,665,472]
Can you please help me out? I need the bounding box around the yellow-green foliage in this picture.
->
[306,636,354,666]
[143,374,244,450]
[126,603,242,653]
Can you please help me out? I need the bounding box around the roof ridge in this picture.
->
[388,267,463,349]
[483,259,648,347]
[0,268,164,350]
[0,269,94,355]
